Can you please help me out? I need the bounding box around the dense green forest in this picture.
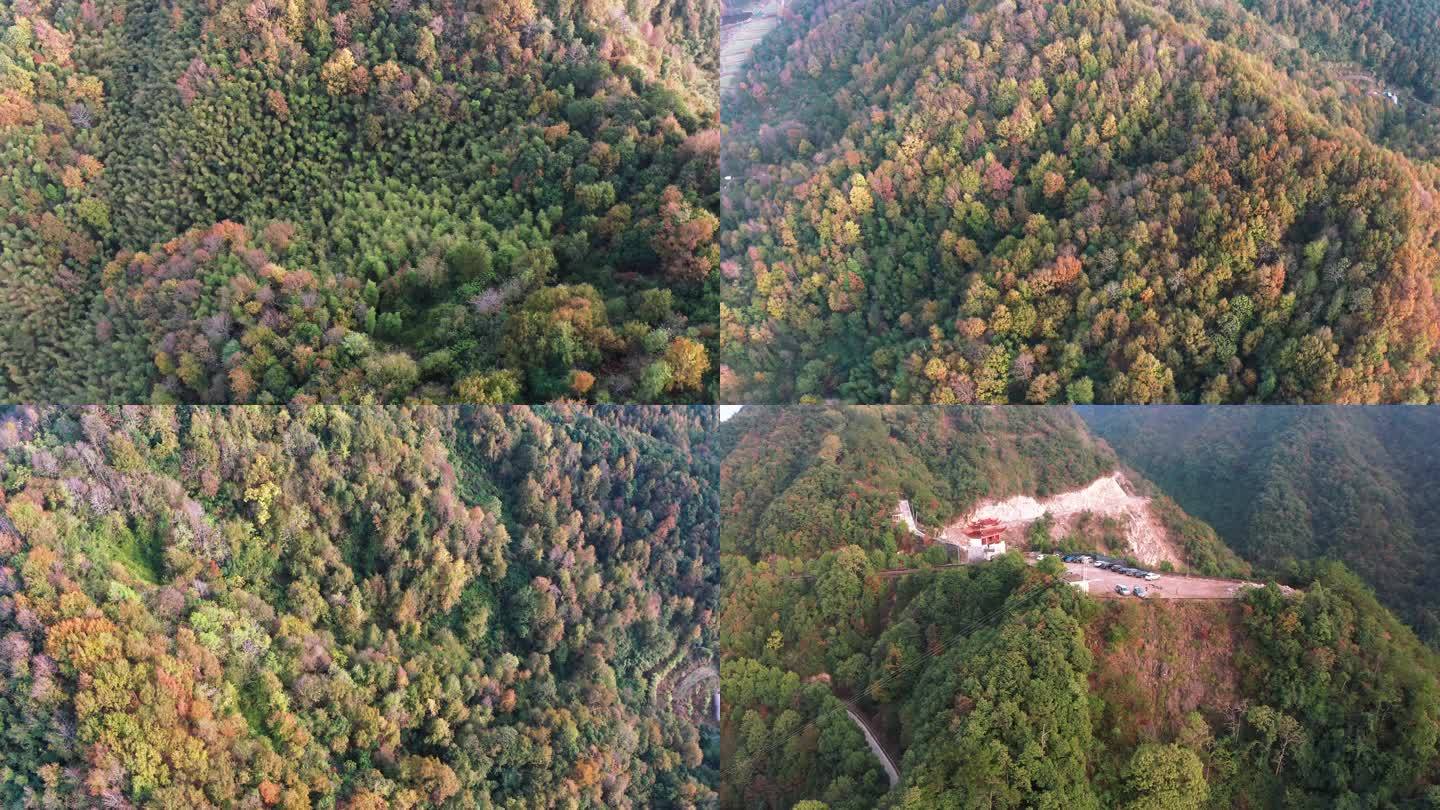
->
[719,0,1440,404]
[1083,405,1440,645]
[721,656,889,810]
[720,406,1440,809]
[0,404,719,807]
[1,0,718,403]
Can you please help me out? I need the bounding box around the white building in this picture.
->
[965,536,1007,562]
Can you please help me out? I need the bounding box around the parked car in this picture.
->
[1115,585,1130,595]
[1092,559,1107,567]
[1144,573,1160,581]
[1079,555,1093,564]
[1133,586,1147,598]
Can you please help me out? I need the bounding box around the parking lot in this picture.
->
[1057,559,1264,600]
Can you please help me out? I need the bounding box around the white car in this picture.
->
[1144,573,1160,581]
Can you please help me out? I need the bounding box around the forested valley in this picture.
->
[1,0,718,403]
[0,404,719,807]
[719,0,1440,404]
[1083,405,1440,646]
[719,405,1440,809]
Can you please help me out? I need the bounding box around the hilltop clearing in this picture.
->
[944,471,1183,567]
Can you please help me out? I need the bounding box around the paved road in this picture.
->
[673,663,718,721]
[842,701,899,788]
[856,559,1274,600]
[720,0,786,96]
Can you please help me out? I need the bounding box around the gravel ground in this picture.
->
[1060,561,1265,600]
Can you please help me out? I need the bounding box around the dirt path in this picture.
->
[892,500,925,538]
[872,563,968,578]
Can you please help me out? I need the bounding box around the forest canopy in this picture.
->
[0,404,720,807]
[719,0,1440,404]
[0,0,719,403]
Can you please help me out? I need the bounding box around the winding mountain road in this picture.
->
[672,663,719,722]
[720,0,786,96]
[776,493,1297,792]
[842,700,900,788]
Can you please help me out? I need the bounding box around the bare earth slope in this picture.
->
[943,472,1183,567]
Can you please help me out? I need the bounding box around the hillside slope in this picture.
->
[719,0,1440,404]
[720,405,1116,557]
[720,405,1243,572]
[719,406,1440,809]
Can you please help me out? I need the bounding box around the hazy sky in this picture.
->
[719,405,743,421]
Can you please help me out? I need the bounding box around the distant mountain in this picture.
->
[1082,406,1440,643]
